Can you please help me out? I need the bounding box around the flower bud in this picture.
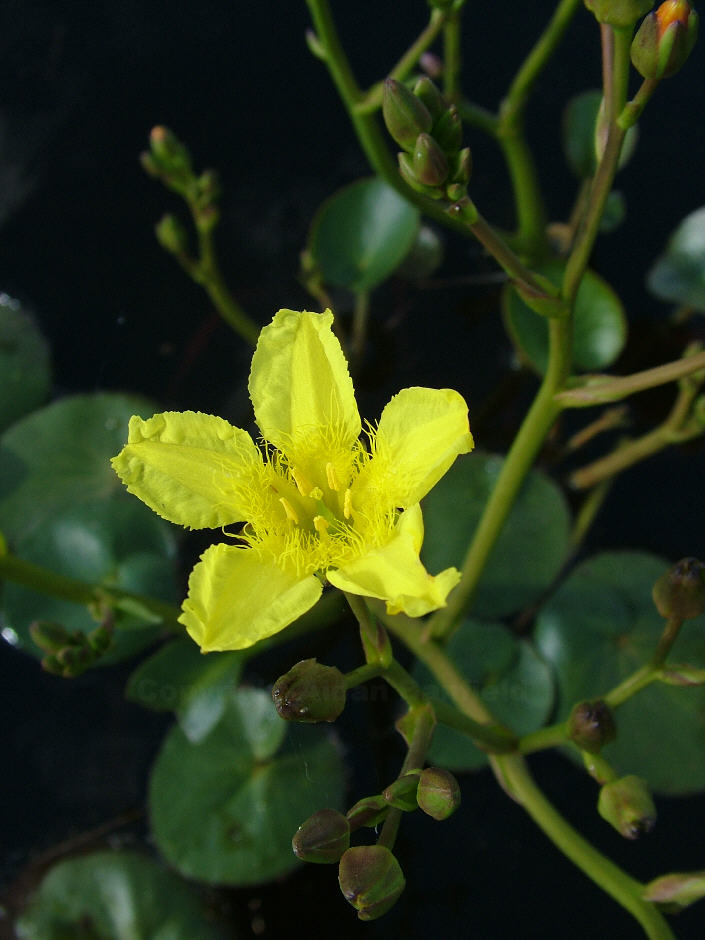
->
[29,620,72,654]
[583,0,653,26]
[382,772,420,812]
[652,557,705,620]
[631,1,699,79]
[449,147,473,185]
[598,775,656,839]
[271,658,346,722]
[148,125,193,175]
[155,214,189,256]
[338,845,405,921]
[292,808,350,864]
[382,78,432,152]
[567,700,617,753]
[398,152,445,199]
[412,77,447,123]
[346,795,389,830]
[643,870,705,910]
[87,625,112,655]
[432,106,463,155]
[413,133,449,187]
[417,767,461,820]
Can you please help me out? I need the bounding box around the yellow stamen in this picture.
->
[326,461,340,492]
[279,497,299,524]
[291,467,314,498]
[313,515,330,539]
[343,488,353,520]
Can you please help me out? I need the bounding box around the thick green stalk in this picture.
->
[496,754,676,940]
[429,316,571,637]
[0,550,181,628]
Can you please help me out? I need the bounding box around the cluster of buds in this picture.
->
[292,765,461,919]
[631,1,698,79]
[30,619,112,678]
[141,126,221,238]
[382,78,472,202]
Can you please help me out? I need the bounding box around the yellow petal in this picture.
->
[179,543,323,651]
[248,309,361,454]
[358,387,473,510]
[111,411,263,529]
[327,504,460,618]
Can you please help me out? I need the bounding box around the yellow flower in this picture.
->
[112,309,473,651]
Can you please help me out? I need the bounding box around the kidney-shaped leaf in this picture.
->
[15,850,224,940]
[307,177,420,292]
[535,551,705,794]
[502,260,626,374]
[422,452,571,619]
[0,295,51,433]
[647,206,705,311]
[149,686,345,885]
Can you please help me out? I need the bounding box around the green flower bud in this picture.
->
[583,0,653,26]
[292,808,350,864]
[598,775,656,839]
[382,772,420,812]
[383,78,433,152]
[643,870,705,910]
[271,658,346,722]
[398,152,445,199]
[413,77,447,123]
[155,214,189,256]
[338,845,405,921]
[432,106,463,155]
[413,133,449,187]
[449,146,473,185]
[149,125,193,175]
[417,767,461,820]
[652,557,705,620]
[567,700,617,753]
[631,1,699,79]
[86,625,112,655]
[346,795,390,830]
[29,620,72,654]
[196,169,221,207]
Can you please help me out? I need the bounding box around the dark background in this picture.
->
[1,1,705,937]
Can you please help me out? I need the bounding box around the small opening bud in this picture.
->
[652,557,705,620]
[598,775,656,839]
[292,808,350,864]
[417,767,461,821]
[272,658,346,723]
[338,845,405,921]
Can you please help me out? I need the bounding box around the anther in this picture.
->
[280,497,300,524]
[343,488,353,520]
[326,462,340,492]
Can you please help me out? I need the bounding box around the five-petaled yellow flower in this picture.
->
[112,309,473,651]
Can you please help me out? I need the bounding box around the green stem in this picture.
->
[501,0,582,122]
[350,289,370,360]
[519,722,569,755]
[457,98,499,136]
[557,349,705,408]
[442,9,462,101]
[191,224,260,345]
[0,549,181,629]
[561,24,632,306]
[344,662,383,690]
[429,316,571,637]
[604,665,659,709]
[653,616,685,668]
[355,10,446,114]
[495,754,675,940]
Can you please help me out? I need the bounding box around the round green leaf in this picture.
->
[414,619,554,771]
[422,452,571,618]
[1,497,176,662]
[15,850,224,940]
[0,294,51,432]
[562,90,637,179]
[647,206,705,311]
[127,639,246,742]
[307,176,420,292]
[502,261,627,374]
[535,551,705,794]
[0,394,178,662]
[149,686,345,885]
